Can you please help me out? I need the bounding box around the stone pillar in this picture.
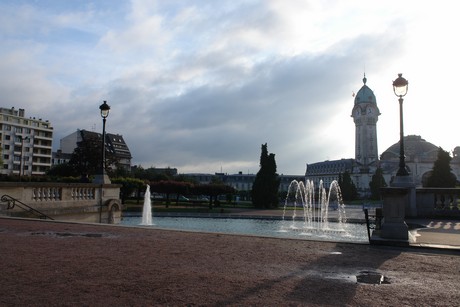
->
[379,187,409,241]
[392,175,417,217]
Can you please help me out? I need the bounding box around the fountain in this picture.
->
[282,179,347,233]
[141,184,153,225]
[121,179,367,242]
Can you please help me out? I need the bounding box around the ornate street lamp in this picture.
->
[393,73,409,176]
[93,101,111,184]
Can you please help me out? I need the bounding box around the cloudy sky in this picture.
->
[1,1,459,175]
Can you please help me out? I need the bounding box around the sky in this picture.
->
[1,0,459,176]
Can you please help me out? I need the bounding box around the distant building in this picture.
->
[51,150,72,166]
[306,75,380,195]
[58,129,132,171]
[305,76,460,196]
[0,107,53,176]
[184,172,304,192]
[306,159,354,188]
[380,135,460,186]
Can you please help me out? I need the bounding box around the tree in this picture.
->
[193,183,236,209]
[369,167,387,200]
[425,147,457,187]
[111,177,145,204]
[338,171,358,201]
[252,143,280,208]
[132,166,175,182]
[47,162,79,178]
[150,180,193,207]
[68,134,118,178]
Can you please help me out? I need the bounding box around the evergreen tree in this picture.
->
[252,143,280,208]
[369,167,387,200]
[338,171,358,201]
[425,147,457,187]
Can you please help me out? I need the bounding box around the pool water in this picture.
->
[121,216,369,243]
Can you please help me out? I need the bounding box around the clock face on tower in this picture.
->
[367,107,373,115]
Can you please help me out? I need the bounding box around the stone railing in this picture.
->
[0,182,122,223]
[415,188,460,218]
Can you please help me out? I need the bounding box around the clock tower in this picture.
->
[351,75,380,172]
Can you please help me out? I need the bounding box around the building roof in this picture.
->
[80,129,132,160]
[107,133,132,159]
[380,135,439,162]
[306,158,354,176]
[354,75,377,105]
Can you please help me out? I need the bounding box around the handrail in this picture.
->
[1,194,54,220]
[363,205,382,242]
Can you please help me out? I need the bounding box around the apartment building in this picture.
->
[0,107,53,176]
[59,129,132,171]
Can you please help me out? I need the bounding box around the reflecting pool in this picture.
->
[121,216,369,243]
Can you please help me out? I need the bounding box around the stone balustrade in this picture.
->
[0,182,122,223]
[415,188,460,218]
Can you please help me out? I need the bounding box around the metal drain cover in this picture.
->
[356,271,389,284]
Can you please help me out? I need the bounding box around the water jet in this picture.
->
[141,184,153,225]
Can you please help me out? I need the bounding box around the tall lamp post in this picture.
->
[392,73,409,177]
[93,101,111,184]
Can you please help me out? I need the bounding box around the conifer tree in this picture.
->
[338,171,358,201]
[425,147,457,187]
[369,167,387,200]
[252,143,280,208]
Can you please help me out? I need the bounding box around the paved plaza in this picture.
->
[1,216,459,306]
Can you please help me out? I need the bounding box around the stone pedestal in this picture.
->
[379,187,409,241]
[391,175,417,217]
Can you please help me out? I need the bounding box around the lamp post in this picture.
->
[392,73,409,177]
[93,101,111,184]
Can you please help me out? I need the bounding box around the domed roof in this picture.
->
[380,135,439,162]
[354,75,377,105]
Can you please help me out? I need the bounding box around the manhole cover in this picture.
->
[356,271,390,284]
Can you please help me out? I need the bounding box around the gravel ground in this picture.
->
[1,217,459,306]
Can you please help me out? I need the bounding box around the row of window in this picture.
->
[1,117,50,129]
[0,125,32,133]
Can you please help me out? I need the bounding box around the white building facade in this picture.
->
[0,107,53,176]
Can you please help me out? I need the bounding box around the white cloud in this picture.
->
[1,0,459,175]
